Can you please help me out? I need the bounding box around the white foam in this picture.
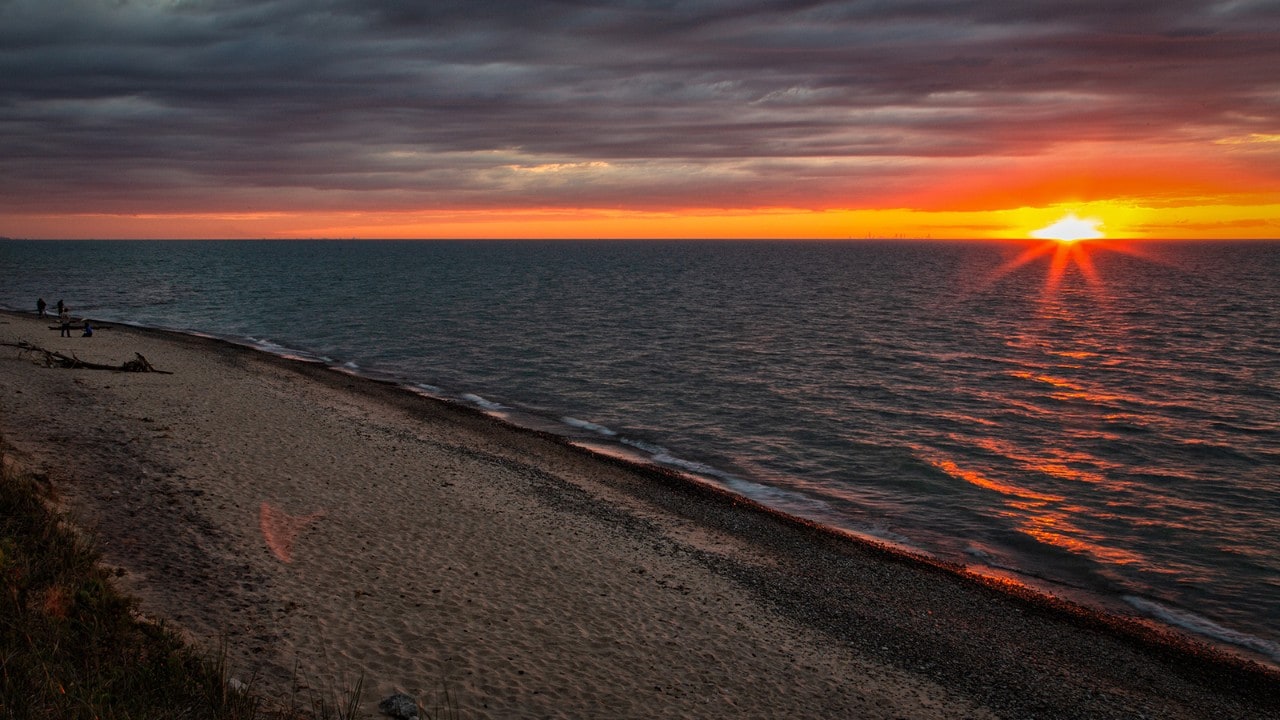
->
[246,336,283,351]
[243,336,327,363]
[1123,595,1280,662]
[966,545,998,563]
[653,451,725,479]
[630,445,834,518]
[560,417,618,436]
[461,393,505,411]
[621,437,667,456]
[856,525,916,548]
[723,475,833,516]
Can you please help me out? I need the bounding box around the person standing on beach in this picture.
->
[56,299,64,315]
[37,298,46,316]
[59,307,72,337]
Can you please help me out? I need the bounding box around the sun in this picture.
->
[1030,213,1105,242]
[1030,213,1104,241]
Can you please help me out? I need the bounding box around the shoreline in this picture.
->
[1,309,1277,718]
[272,335,1278,675]
[18,307,1278,669]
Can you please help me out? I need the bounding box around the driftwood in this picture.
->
[3,341,173,374]
[46,319,110,331]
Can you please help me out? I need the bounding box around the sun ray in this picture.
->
[985,240,1059,284]
[1045,242,1072,292]
[1069,243,1102,288]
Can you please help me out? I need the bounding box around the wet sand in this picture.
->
[1,311,1276,719]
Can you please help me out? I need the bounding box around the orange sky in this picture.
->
[9,192,1275,242]
[8,134,1277,240]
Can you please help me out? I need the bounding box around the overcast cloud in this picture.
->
[1,0,1277,218]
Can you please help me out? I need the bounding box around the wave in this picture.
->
[1123,595,1280,663]
[560,416,617,437]
[460,393,506,411]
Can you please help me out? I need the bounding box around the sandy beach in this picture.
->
[1,310,1276,719]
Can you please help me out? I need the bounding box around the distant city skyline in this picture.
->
[2,1,1277,239]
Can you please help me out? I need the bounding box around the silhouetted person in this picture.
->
[37,297,46,316]
[56,299,64,315]
[82,320,94,338]
[59,308,71,337]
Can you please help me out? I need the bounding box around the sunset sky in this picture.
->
[2,1,1278,240]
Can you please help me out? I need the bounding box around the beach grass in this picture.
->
[0,442,377,720]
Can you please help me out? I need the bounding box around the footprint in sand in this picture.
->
[259,502,326,563]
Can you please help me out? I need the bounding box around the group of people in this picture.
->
[37,297,92,337]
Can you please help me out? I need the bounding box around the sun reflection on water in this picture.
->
[934,245,1184,574]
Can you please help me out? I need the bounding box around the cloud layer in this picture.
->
[2,0,1277,224]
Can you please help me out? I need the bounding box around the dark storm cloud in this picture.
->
[1,0,1277,213]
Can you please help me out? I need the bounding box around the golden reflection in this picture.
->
[1033,462,1108,486]
[934,451,1146,567]
[1019,517,1146,566]
[1007,365,1145,409]
[930,457,1065,502]
[965,435,1114,486]
[929,441,1145,567]
[953,232,1180,576]
[1050,388,1127,405]
[1009,370,1083,390]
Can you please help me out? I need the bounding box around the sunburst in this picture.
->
[1030,213,1105,242]
[983,214,1159,296]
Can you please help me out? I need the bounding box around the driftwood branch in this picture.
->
[3,341,173,374]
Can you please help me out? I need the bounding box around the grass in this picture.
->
[0,448,254,718]
[0,444,377,720]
